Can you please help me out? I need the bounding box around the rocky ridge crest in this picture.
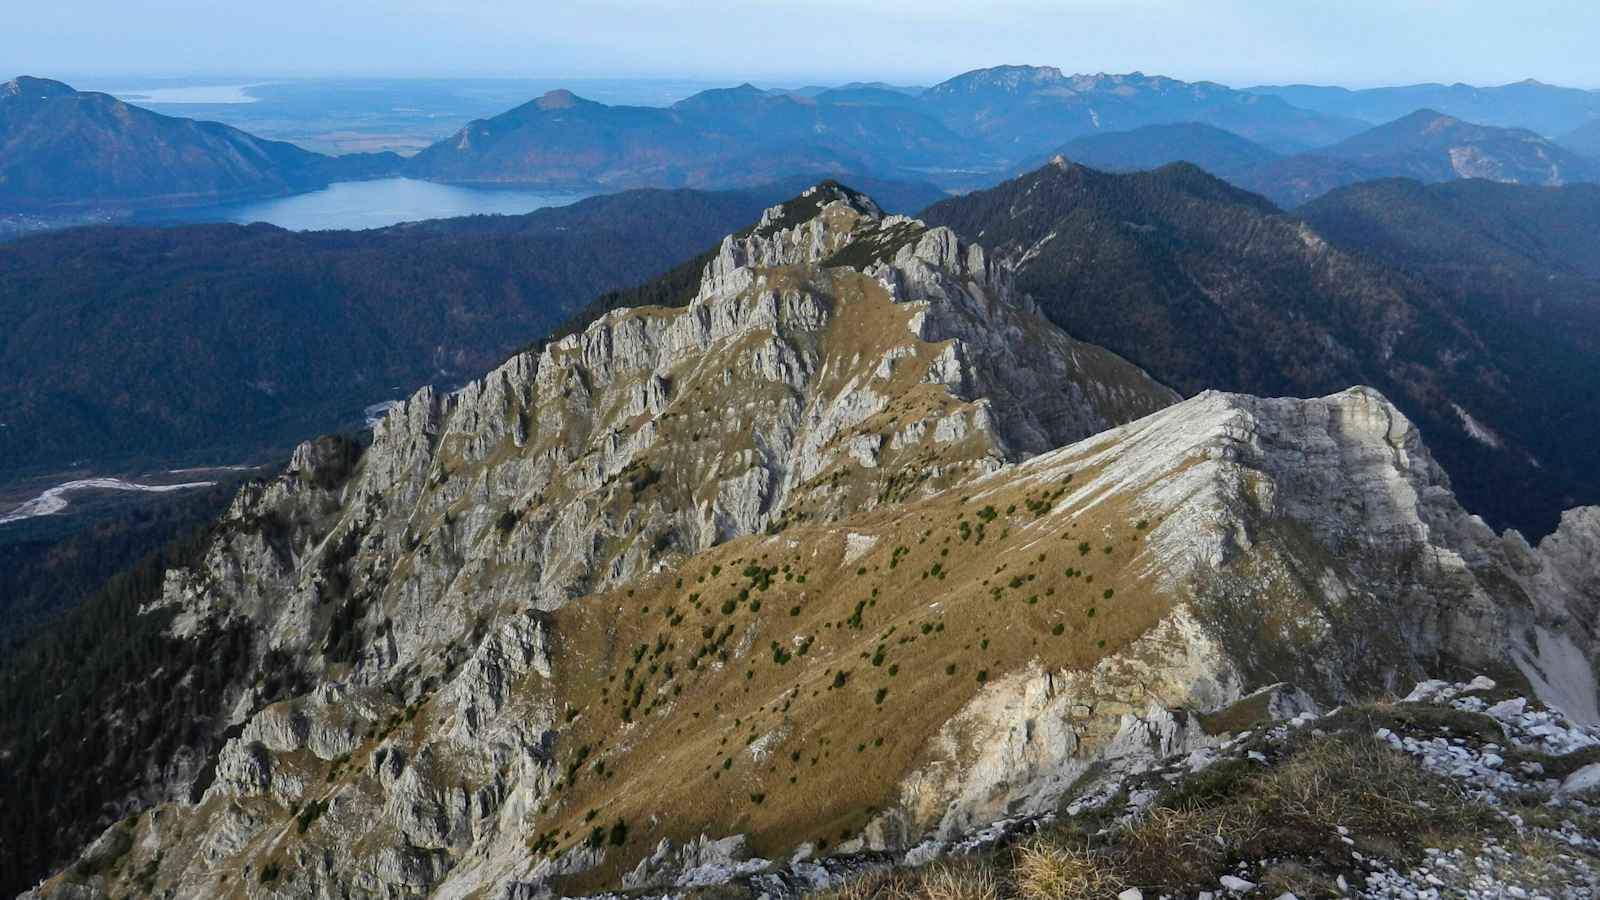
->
[24,189,1599,900]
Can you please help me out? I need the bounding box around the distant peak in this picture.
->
[534,89,581,110]
[932,64,1067,92]
[1414,108,1463,130]
[801,179,883,216]
[746,181,884,240]
[670,82,777,111]
[3,75,76,99]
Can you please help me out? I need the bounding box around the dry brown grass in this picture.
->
[1012,837,1124,900]
[1253,733,1491,843]
[1107,733,1499,893]
[918,860,1003,900]
[815,861,999,900]
[538,425,1171,892]
[1116,804,1265,887]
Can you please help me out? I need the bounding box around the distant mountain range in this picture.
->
[918,66,1364,157]
[1237,109,1600,207]
[1047,111,1600,208]
[10,68,1600,217]
[2,67,1381,211]
[405,67,1370,192]
[1249,78,1600,136]
[0,77,398,211]
[922,159,1600,535]
[405,83,984,189]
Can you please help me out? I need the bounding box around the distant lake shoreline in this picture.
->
[130,177,589,231]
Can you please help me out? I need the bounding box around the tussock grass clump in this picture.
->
[1012,837,1124,900]
[1116,803,1266,886]
[1250,733,1483,841]
[918,861,1002,900]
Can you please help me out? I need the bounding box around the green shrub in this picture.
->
[296,798,329,835]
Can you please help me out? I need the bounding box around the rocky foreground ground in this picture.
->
[595,677,1600,900]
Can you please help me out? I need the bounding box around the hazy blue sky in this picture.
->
[10,0,1598,88]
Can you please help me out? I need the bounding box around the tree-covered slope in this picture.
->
[921,159,1597,536]
[0,186,784,482]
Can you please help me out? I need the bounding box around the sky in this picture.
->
[9,0,1599,89]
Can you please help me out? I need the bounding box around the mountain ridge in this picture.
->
[1,183,1179,895]
[10,70,1600,220]
[1233,108,1600,207]
[1249,78,1600,135]
[0,76,400,211]
[404,65,1366,191]
[920,158,1597,536]
[1025,110,1600,209]
[10,182,1599,900]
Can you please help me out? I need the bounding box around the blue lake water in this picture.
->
[132,178,588,231]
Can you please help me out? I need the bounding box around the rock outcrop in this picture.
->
[24,188,1599,900]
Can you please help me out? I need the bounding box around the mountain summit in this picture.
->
[16,184,1599,900]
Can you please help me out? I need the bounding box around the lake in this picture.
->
[132,178,588,232]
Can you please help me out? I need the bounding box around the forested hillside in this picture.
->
[922,160,1599,535]
[0,187,779,482]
